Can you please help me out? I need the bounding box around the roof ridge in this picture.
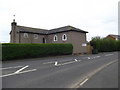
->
[17,25,48,31]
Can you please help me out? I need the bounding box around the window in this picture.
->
[62,34,67,41]
[23,33,28,38]
[34,34,38,39]
[82,43,87,47]
[53,35,58,41]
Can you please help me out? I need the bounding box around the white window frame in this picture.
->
[62,34,67,41]
[23,33,28,38]
[82,43,87,47]
[34,34,38,39]
[53,35,58,41]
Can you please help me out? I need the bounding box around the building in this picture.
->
[106,34,120,40]
[10,20,88,54]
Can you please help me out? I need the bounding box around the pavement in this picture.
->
[1,52,118,88]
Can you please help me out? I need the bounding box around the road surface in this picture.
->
[1,52,118,88]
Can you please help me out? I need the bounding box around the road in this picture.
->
[1,52,118,88]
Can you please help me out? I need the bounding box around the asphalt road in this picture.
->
[1,52,118,88]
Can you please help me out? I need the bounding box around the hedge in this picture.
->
[90,36,120,52]
[2,43,73,60]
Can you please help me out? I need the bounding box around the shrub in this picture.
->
[90,36,120,52]
[92,49,98,54]
[2,43,73,60]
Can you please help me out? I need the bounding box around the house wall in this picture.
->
[10,23,87,54]
[47,31,87,54]
[19,33,47,43]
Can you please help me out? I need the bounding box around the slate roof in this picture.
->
[17,25,49,34]
[16,25,88,35]
[48,25,88,34]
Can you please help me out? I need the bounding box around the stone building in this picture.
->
[10,20,88,54]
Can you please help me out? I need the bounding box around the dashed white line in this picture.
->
[87,57,91,59]
[80,78,89,86]
[56,59,81,66]
[43,62,55,64]
[0,66,23,70]
[14,65,29,73]
[55,61,58,66]
[105,54,114,56]
[75,59,78,61]
[61,61,76,65]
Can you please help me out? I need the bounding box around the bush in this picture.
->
[92,49,98,54]
[90,36,120,52]
[2,43,73,60]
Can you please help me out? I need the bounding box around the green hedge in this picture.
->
[90,36,120,52]
[2,43,73,60]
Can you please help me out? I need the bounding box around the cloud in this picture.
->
[0,0,119,42]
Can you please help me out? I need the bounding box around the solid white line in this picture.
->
[0,66,23,70]
[14,65,29,73]
[80,78,89,86]
[0,69,37,78]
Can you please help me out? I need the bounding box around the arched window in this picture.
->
[53,35,58,41]
[62,34,67,41]
[34,34,38,39]
[23,33,28,38]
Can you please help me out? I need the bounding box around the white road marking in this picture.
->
[14,65,29,73]
[105,54,114,56]
[0,66,23,70]
[55,61,58,66]
[61,61,76,65]
[70,59,118,88]
[96,56,100,58]
[56,60,81,66]
[94,56,100,58]
[43,61,55,64]
[75,59,78,61]
[0,69,37,78]
[80,78,89,86]
[87,57,91,59]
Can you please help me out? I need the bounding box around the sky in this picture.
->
[0,0,119,43]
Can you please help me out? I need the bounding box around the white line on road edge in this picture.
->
[0,69,37,78]
[14,65,29,73]
[69,59,118,88]
[0,66,23,70]
[80,78,89,86]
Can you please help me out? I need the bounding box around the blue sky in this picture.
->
[0,0,119,43]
